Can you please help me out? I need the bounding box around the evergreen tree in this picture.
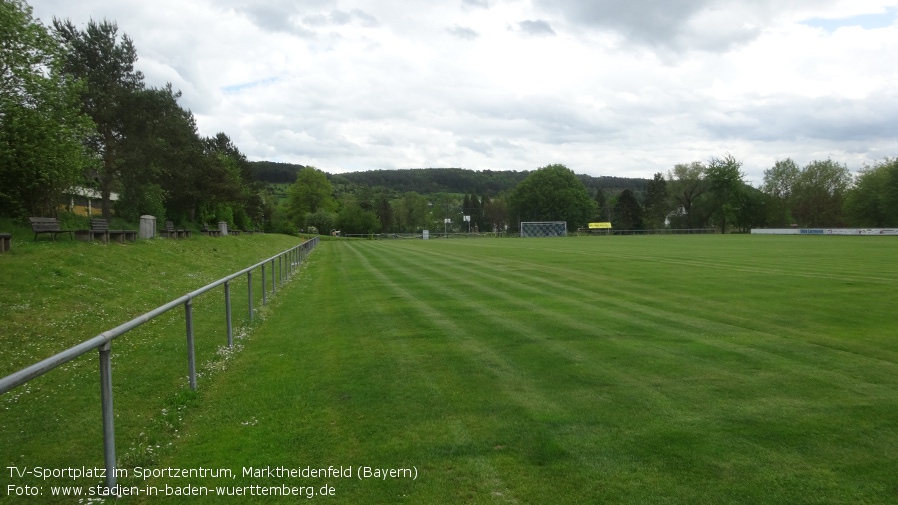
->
[643,172,668,229]
[53,18,145,219]
[612,189,644,230]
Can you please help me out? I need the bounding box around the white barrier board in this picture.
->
[752,228,898,235]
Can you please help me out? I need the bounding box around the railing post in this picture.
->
[225,281,233,348]
[185,299,197,390]
[272,259,277,296]
[99,341,117,491]
[247,270,253,322]
[261,264,267,305]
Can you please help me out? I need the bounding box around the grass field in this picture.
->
[79,234,897,504]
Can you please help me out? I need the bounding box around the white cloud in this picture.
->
[27,0,898,184]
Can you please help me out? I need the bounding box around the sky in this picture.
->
[29,0,898,185]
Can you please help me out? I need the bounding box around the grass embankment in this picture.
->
[0,232,307,503]
[124,235,897,504]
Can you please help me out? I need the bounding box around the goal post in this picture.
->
[520,221,567,238]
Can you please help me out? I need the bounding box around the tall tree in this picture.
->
[483,193,509,233]
[844,158,898,227]
[733,187,768,232]
[643,172,668,229]
[612,188,644,230]
[53,18,144,219]
[595,188,610,222]
[392,191,430,232]
[201,132,261,228]
[666,162,711,229]
[792,159,853,227]
[287,166,337,227]
[116,84,202,222]
[509,164,596,231]
[337,199,380,234]
[762,158,800,227]
[375,193,394,232]
[705,154,745,233]
[0,0,96,217]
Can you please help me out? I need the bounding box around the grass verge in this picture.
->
[1,232,308,503]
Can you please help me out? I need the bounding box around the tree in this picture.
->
[0,0,96,217]
[733,187,768,232]
[374,194,394,233]
[53,18,145,219]
[286,166,337,226]
[392,191,430,232]
[762,158,800,227]
[337,200,380,234]
[483,193,509,233]
[595,188,610,222]
[844,158,898,227]
[304,208,336,234]
[199,133,262,228]
[705,153,745,233]
[463,193,483,232]
[509,164,595,231]
[792,159,853,227]
[612,189,644,230]
[643,172,668,229]
[666,162,711,229]
[431,192,461,233]
[116,84,202,223]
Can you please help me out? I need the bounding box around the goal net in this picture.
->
[520,221,567,238]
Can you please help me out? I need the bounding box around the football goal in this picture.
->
[520,221,567,238]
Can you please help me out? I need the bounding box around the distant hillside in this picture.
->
[250,161,308,184]
[250,162,649,196]
[336,168,527,195]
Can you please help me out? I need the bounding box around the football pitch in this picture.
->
[124,234,898,504]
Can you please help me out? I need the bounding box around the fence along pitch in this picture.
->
[0,236,319,493]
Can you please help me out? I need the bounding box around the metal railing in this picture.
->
[0,236,319,492]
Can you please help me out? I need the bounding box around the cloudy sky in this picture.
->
[30,0,898,184]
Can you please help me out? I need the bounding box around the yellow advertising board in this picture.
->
[588,222,612,229]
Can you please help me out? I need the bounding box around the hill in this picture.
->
[250,162,649,196]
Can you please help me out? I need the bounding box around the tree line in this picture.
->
[602,155,898,232]
[278,156,897,236]
[0,0,265,229]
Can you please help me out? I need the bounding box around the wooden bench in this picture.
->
[29,217,74,241]
[160,221,191,239]
[202,224,220,237]
[76,219,137,243]
[0,233,11,253]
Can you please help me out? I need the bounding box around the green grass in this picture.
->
[99,235,898,504]
[0,232,308,503]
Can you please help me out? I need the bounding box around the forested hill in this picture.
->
[336,168,527,195]
[250,162,649,195]
[251,161,309,184]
